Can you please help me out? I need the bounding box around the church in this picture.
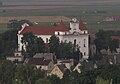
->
[18,18,89,59]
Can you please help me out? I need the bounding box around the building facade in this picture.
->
[18,18,89,59]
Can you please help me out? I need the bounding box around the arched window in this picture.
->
[74,39,76,46]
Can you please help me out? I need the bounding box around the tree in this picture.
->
[58,42,74,58]
[62,69,73,84]
[109,39,119,53]
[33,69,45,83]
[47,75,61,84]
[96,65,120,83]
[22,32,45,57]
[94,30,111,54]
[35,37,45,53]
[35,78,52,84]
[7,19,33,30]
[7,20,20,29]
[0,60,16,84]
[0,29,18,56]
[49,35,60,54]
[15,64,35,84]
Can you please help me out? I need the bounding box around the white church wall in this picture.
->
[62,35,89,59]
[18,34,23,51]
[37,35,51,43]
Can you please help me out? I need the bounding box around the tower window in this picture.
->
[84,44,86,47]
[84,52,86,55]
[84,39,86,43]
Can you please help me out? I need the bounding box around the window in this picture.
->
[84,44,86,47]
[74,39,76,45]
[58,32,60,35]
[84,52,86,55]
[65,32,67,35]
[46,38,48,43]
[84,39,86,43]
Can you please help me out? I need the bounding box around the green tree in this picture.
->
[35,37,45,53]
[22,32,45,57]
[35,78,52,84]
[96,65,120,83]
[94,30,111,54]
[109,39,119,53]
[58,42,74,58]
[33,69,45,83]
[7,19,33,30]
[47,75,61,84]
[0,29,17,56]
[15,64,35,84]
[0,60,16,84]
[62,69,73,84]
[49,35,60,54]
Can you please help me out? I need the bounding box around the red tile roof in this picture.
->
[111,36,120,40]
[79,21,87,30]
[20,26,55,35]
[20,21,87,35]
[20,21,70,35]
[56,21,71,31]
[28,58,51,66]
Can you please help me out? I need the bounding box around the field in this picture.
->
[0,0,120,33]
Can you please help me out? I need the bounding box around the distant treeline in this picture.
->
[99,30,120,36]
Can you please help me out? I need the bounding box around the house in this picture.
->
[33,53,57,63]
[57,59,74,70]
[6,51,24,62]
[17,18,89,59]
[48,64,67,79]
[73,63,81,73]
[27,57,54,71]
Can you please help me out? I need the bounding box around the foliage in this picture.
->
[0,60,16,84]
[47,75,61,84]
[35,78,52,84]
[0,29,18,57]
[15,64,35,84]
[7,19,33,30]
[49,35,60,53]
[49,35,80,59]
[96,65,120,83]
[22,32,45,57]
[94,30,119,54]
[96,76,110,84]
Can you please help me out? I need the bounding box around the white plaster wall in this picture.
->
[55,31,65,35]
[18,34,23,51]
[69,22,80,34]
[6,56,23,62]
[36,35,51,43]
[62,34,89,59]
[41,66,48,71]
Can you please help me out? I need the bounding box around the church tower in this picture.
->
[69,18,81,34]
